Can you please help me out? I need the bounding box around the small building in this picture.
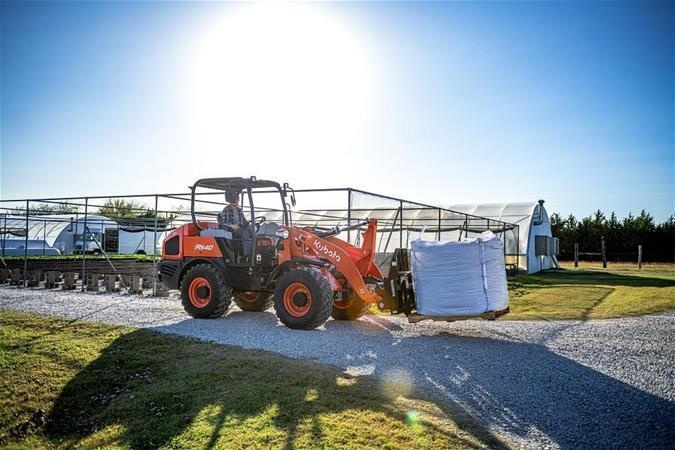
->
[445,200,558,274]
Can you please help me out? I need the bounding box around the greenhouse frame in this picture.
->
[0,184,527,292]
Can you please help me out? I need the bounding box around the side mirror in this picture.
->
[285,203,293,226]
[282,183,297,207]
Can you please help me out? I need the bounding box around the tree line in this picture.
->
[550,210,675,262]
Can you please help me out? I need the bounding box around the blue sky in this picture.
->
[1,1,673,220]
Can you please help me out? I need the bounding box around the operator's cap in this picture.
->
[225,189,240,203]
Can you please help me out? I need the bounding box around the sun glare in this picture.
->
[186,3,374,162]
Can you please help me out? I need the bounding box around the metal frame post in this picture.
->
[81,198,88,292]
[601,236,607,269]
[381,208,401,255]
[437,209,441,241]
[516,225,520,273]
[42,218,47,255]
[399,201,404,248]
[2,213,7,258]
[152,195,158,295]
[460,215,468,241]
[347,189,352,243]
[574,243,579,267]
[23,200,29,287]
[502,224,506,260]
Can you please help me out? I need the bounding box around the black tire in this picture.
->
[331,291,370,320]
[233,292,274,312]
[180,264,232,318]
[273,268,333,330]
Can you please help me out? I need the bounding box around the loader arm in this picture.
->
[325,219,383,281]
[284,222,383,304]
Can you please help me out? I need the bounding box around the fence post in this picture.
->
[152,195,158,296]
[601,236,607,269]
[23,200,29,287]
[574,243,579,267]
[81,198,88,292]
[637,245,642,269]
[437,208,441,241]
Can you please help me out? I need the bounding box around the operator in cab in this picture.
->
[218,189,252,255]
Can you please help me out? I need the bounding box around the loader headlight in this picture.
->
[276,229,289,239]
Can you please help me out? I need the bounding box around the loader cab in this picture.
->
[159,176,296,293]
[190,176,295,268]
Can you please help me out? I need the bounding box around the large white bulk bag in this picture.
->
[410,232,509,317]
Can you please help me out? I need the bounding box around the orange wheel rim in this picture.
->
[283,282,312,318]
[242,292,258,303]
[333,294,354,310]
[188,277,211,308]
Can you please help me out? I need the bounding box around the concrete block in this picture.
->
[104,274,120,292]
[154,282,170,297]
[10,270,22,285]
[127,275,143,294]
[62,272,77,290]
[45,271,61,288]
[27,271,43,287]
[85,273,101,292]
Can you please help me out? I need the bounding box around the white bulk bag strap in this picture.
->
[478,238,490,312]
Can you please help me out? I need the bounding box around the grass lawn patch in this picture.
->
[507,263,675,320]
[0,310,503,449]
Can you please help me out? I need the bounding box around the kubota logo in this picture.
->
[313,240,341,263]
[195,244,214,251]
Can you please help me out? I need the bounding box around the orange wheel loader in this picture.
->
[158,177,507,329]
[157,176,419,330]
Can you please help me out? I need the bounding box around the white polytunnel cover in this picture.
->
[444,201,554,274]
[0,215,76,247]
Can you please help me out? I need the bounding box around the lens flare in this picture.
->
[380,368,413,400]
[406,409,422,428]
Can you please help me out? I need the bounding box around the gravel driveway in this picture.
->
[1,286,673,449]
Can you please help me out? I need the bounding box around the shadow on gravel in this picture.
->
[345,331,675,448]
[45,328,505,449]
[148,315,674,448]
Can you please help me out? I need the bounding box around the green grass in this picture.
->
[506,263,675,320]
[0,310,503,449]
